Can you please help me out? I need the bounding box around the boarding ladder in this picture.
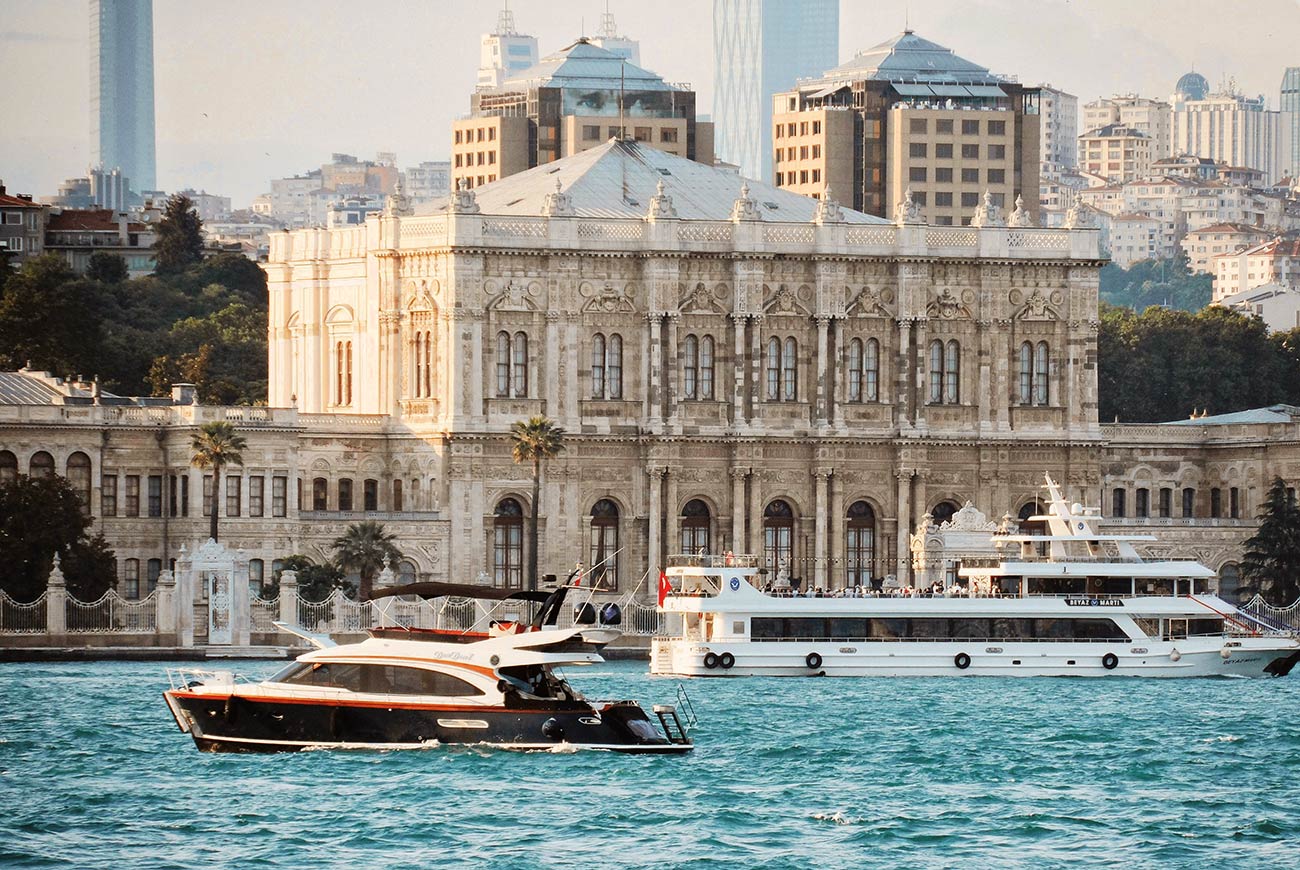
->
[652,684,698,746]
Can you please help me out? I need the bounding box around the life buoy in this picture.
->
[719,652,735,669]
[806,652,823,670]
[954,652,971,670]
[703,652,719,669]
[1102,652,1119,670]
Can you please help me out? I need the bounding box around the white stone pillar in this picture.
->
[665,314,680,425]
[748,468,762,556]
[897,320,912,427]
[233,550,251,647]
[648,314,663,429]
[156,568,176,639]
[45,555,67,637]
[278,570,298,627]
[545,311,560,417]
[665,468,680,557]
[730,467,746,552]
[177,545,194,647]
[646,467,662,580]
[814,469,829,589]
[895,469,912,585]
[731,314,747,425]
[814,316,830,425]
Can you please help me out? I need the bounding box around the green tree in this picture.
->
[1240,478,1300,604]
[189,421,247,542]
[273,554,345,602]
[86,252,129,285]
[0,255,106,375]
[0,475,113,602]
[1099,255,1212,312]
[332,521,403,601]
[152,193,205,274]
[510,415,566,591]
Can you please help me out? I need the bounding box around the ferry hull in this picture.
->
[164,691,691,753]
[651,637,1300,678]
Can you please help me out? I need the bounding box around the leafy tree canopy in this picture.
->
[1099,255,1212,312]
[152,194,205,275]
[272,554,345,602]
[0,475,115,602]
[86,252,129,285]
[1240,478,1300,604]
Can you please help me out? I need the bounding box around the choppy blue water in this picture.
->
[1,660,1298,869]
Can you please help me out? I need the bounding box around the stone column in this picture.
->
[897,320,912,428]
[749,315,764,422]
[665,468,680,557]
[177,544,194,647]
[665,314,680,425]
[895,469,912,585]
[730,467,747,552]
[278,569,298,628]
[831,318,846,428]
[156,568,176,640]
[468,313,484,420]
[748,468,762,556]
[646,467,662,579]
[545,311,561,417]
[814,469,829,589]
[647,314,664,429]
[45,554,67,637]
[913,318,928,429]
[233,550,251,648]
[731,314,748,425]
[814,316,830,425]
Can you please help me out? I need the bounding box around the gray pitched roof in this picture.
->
[0,372,62,405]
[811,31,1002,87]
[495,39,679,93]
[429,139,889,224]
[1164,404,1300,425]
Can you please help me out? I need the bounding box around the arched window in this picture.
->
[399,560,417,585]
[699,335,714,400]
[944,340,960,404]
[363,478,379,512]
[338,478,354,512]
[782,337,797,400]
[512,331,528,397]
[590,499,620,590]
[0,450,17,486]
[848,338,863,402]
[680,499,711,554]
[334,341,353,406]
[865,338,879,402]
[1019,500,1047,556]
[496,331,511,397]
[592,333,606,398]
[311,477,328,511]
[29,451,54,479]
[763,500,794,579]
[493,498,524,588]
[846,500,876,588]
[66,452,92,506]
[1218,562,1241,603]
[928,340,944,403]
[932,500,959,526]
[1034,341,1049,405]
[765,337,780,400]
[1019,342,1034,405]
[608,334,622,399]
[411,330,434,398]
[392,479,404,512]
[683,335,698,400]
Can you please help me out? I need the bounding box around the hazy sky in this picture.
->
[3,0,1299,205]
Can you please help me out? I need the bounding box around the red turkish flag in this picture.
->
[657,570,671,607]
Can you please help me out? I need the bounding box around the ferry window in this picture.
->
[360,665,485,696]
[493,498,524,588]
[1111,488,1126,518]
[1135,488,1149,518]
[282,662,364,691]
[1181,487,1195,518]
[1159,487,1172,518]
[1186,618,1223,636]
[680,499,711,554]
[590,499,620,590]
[763,500,794,579]
[845,501,876,587]
[828,617,869,638]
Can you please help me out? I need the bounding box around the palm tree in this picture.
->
[189,421,247,542]
[510,415,566,591]
[332,521,403,601]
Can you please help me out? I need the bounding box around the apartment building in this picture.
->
[1078,124,1153,182]
[1082,95,1171,160]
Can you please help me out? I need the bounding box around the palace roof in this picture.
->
[1165,404,1300,426]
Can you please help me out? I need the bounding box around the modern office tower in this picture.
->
[1282,67,1300,178]
[90,0,156,193]
[452,38,713,190]
[477,4,539,91]
[713,0,839,180]
[1171,73,1290,182]
[1037,85,1078,175]
[771,30,1041,225]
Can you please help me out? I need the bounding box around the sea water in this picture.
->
[1,660,1297,869]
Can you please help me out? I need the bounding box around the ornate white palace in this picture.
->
[2,139,1298,618]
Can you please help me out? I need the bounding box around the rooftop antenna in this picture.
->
[619,57,626,139]
[497,0,514,35]
[904,4,911,33]
[600,0,617,38]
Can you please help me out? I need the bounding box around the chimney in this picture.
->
[171,383,196,405]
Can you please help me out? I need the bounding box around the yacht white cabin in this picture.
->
[650,477,1300,678]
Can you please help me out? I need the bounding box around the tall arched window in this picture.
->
[928,340,944,403]
[763,500,794,578]
[334,341,353,405]
[848,338,863,402]
[29,451,54,479]
[399,560,417,585]
[865,338,879,401]
[845,500,876,587]
[944,340,960,404]
[1218,562,1241,603]
[512,331,528,397]
[683,335,698,400]
[782,337,797,400]
[608,334,622,399]
[1033,341,1049,405]
[765,338,780,400]
[590,499,620,590]
[699,335,714,400]
[680,499,711,554]
[66,452,92,507]
[423,332,433,397]
[496,331,511,397]
[311,477,328,511]
[1019,342,1034,405]
[0,450,17,486]
[338,478,354,512]
[932,500,959,526]
[411,330,434,398]
[1019,500,1047,556]
[493,498,524,588]
[592,333,606,398]
[392,479,404,511]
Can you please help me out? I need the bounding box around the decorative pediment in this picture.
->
[580,280,637,314]
[679,282,727,314]
[941,502,999,532]
[926,288,972,319]
[846,285,894,318]
[763,283,811,316]
[487,280,540,312]
[1013,289,1062,321]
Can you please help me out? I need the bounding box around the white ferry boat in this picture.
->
[651,477,1300,678]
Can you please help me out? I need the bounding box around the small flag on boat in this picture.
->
[657,570,671,607]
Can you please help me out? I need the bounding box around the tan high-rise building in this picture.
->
[771,30,1040,226]
[452,38,714,192]
[1082,95,1172,161]
[1078,123,1154,183]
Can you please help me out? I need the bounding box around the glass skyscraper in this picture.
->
[1283,67,1300,179]
[713,0,839,181]
[91,0,156,193]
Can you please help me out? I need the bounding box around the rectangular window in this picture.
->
[909,118,927,134]
[125,475,140,517]
[392,479,404,512]
[936,143,953,159]
[961,144,979,159]
[226,475,241,518]
[203,475,213,517]
[1136,488,1149,518]
[338,478,353,512]
[935,167,953,183]
[988,120,1006,135]
[1210,488,1222,518]
[147,475,162,518]
[364,479,379,512]
[1112,488,1127,518]
[101,475,117,517]
[1230,487,1240,519]
[249,475,265,517]
[583,125,600,140]
[660,128,678,143]
[909,142,927,158]
[181,475,189,517]
[812,120,820,134]
[935,191,953,206]
[936,119,953,134]
[168,475,178,517]
[909,167,927,182]
[962,119,979,135]
[988,168,1005,184]
[811,169,820,183]
[811,144,820,158]
[911,191,926,206]
[272,476,287,517]
[1159,487,1172,518]
[799,145,808,159]
[961,168,979,183]
[989,144,1006,159]
[961,192,979,208]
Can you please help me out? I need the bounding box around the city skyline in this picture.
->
[2,0,1299,205]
